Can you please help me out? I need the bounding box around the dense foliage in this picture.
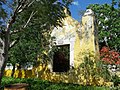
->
[0,0,73,75]
[0,0,73,84]
[1,77,110,90]
[80,55,112,86]
[87,0,120,51]
[9,0,72,69]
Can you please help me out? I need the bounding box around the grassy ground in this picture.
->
[1,76,110,90]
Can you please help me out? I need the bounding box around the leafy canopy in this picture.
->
[87,0,120,52]
[5,0,73,68]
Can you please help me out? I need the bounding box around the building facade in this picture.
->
[5,9,103,85]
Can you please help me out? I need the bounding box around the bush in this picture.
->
[100,46,120,65]
[1,77,110,90]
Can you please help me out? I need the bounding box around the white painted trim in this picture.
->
[54,36,76,68]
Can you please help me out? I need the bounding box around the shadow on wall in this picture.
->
[4,53,113,86]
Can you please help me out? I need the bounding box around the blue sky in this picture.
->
[69,0,112,21]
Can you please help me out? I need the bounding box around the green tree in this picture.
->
[0,0,73,85]
[87,0,120,51]
[9,0,71,77]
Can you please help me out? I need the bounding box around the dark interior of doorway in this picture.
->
[53,44,70,72]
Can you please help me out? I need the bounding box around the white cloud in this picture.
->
[72,1,79,6]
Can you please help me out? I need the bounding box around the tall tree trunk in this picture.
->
[0,0,33,86]
[11,64,16,77]
[0,38,5,88]
[0,1,34,85]
[0,25,10,86]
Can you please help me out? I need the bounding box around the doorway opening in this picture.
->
[53,44,70,72]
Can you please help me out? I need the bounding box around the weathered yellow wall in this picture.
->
[4,66,113,86]
[4,9,112,86]
[74,15,99,68]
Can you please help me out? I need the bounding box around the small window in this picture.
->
[53,44,70,72]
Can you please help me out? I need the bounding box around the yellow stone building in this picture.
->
[5,9,106,85]
[34,9,100,85]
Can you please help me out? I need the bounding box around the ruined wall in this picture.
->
[74,9,99,68]
[5,9,112,86]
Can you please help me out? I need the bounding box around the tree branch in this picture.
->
[10,11,37,35]
[23,11,37,28]
[27,0,35,7]
[18,0,35,13]
[9,10,36,49]
[10,29,19,35]
[9,0,33,24]
[9,37,20,50]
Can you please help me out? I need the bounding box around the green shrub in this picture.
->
[1,76,110,90]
